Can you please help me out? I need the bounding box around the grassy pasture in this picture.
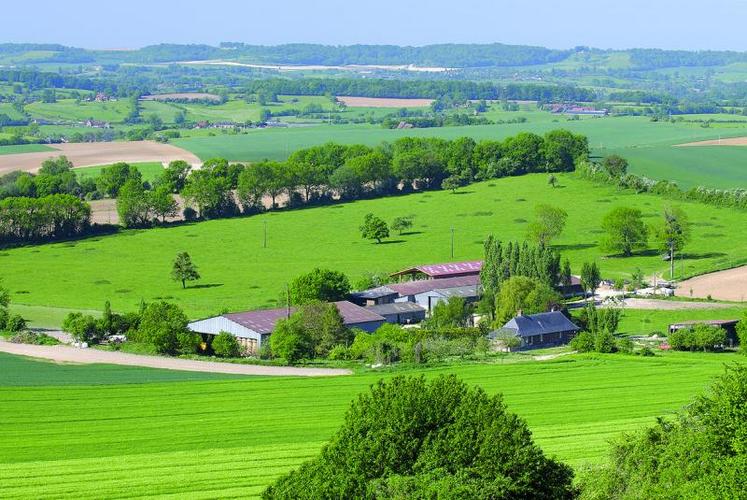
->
[74,161,165,183]
[0,351,738,498]
[618,306,747,336]
[2,174,746,320]
[173,115,747,188]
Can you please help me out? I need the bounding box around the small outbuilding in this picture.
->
[493,311,580,350]
[668,319,740,347]
[367,302,427,325]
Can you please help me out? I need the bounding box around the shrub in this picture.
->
[264,375,575,499]
[0,308,8,330]
[62,312,102,343]
[212,331,241,358]
[570,331,595,352]
[594,330,617,353]
[136,302,190,355]
[270,315,312,364]
[327,344,350,361]
[183,206,198,221]
[616,337,634,354]
[578,365,747,498]
[5,314,27,333]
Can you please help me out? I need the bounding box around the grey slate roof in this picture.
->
[500,311,579,338]
[367,302,426,316]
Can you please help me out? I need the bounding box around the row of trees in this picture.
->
[0,194,90,243]
[668,324,727,352]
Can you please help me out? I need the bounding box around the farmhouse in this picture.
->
[493,311,580,350]
[669,319,741,347]
[391,260,483,281]
[188,301,385,355]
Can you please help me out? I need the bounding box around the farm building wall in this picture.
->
[188,317,263,354]
[521,330,577,349]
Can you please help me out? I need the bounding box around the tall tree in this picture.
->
[359,213,389,244]
[580,261,601,298]
[655,206,691,279]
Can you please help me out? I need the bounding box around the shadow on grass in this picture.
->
[379,240,406,245]
[189,283,225,290]
[553,243,597,251]
[399,231,424,236]
[679,252,728,260]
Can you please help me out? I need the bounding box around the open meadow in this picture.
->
[2,173,746,322]
[0,351,740,498]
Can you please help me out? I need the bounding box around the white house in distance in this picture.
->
[188,301,385,355]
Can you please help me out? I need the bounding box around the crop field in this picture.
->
[3,173,746,321]
[0,351,738,498]
[677,265,747,302]
[336,96,434,107]
[0,144,55,155]
[173,115,747,189]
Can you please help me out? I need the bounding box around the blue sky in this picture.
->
[5,0,746,50]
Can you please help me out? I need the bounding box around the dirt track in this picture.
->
[676,266,747,302]
[336,96,434,108]
[675,136,747,147]
[0,141,202,174]
[621,298,736,310]
[0,340,351,377]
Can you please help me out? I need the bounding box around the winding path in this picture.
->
[0,339,351,377]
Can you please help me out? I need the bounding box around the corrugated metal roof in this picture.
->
[433,285,481,298]
[501,311,579,338]
[221,301,384,334]
[388,275,480,296]
[392,260,483,278]
[367,302,426,316]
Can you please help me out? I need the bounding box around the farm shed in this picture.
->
[414,285,481,312]
[493,311,580,350]
[387,275,481,304]
[367,302,426,325]
[669,319,740,347]
[558,276,585,298]
[390,260,483,281]
[188,301,385,355]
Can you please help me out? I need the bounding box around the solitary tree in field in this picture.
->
[171,252,200,289]
[548,173,558,187]
[391,215,414,235]
[655,206,691,279]
[600,207,648,256]
[527,204,568,247]
[360,213,389,244]
[602,155,629,178]
[441,175,463,193]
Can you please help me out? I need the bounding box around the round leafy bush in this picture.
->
[263,374,574,499]
[212,331,241,358]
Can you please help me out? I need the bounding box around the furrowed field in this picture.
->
[173,115,747,189]
[3,173,747,322]
[0,351,740,498]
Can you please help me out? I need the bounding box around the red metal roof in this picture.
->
[223,301,384,334]
[392,260,483,278]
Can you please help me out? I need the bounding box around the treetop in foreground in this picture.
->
[263,374,574,499]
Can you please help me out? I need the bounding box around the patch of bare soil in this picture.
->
[676,266,747,302]
[336,96,434,108]
[675,137,747,147]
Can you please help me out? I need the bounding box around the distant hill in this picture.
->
[3,42,747,70]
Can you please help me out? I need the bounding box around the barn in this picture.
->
[188,301,385,355]
[390,260,483,281]
[367,302,427,325]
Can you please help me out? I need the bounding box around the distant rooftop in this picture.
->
[433,285,481,299]
[367,302,426,316]
[391,260,483,279]
[349,286,398,300]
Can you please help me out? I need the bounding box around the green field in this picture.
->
[0,351,739,498]
[2,173,746,320]
[618,306,747,336]
[25,98,134,123]
[74,162,165,183]
[173,115,747,189]
[0,144,55,155]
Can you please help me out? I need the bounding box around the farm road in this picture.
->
[0,339,351,377]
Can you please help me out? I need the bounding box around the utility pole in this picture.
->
[450,227,455,259]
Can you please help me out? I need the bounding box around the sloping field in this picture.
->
[141,93,221,102]
[0,141,202,174]
[336,96,434,108]
[3,174,747,319]
[677,265,747,301]
[0,352,737,498]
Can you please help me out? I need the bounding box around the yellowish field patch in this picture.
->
[336,96,434,108]
[675,136,747,147]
